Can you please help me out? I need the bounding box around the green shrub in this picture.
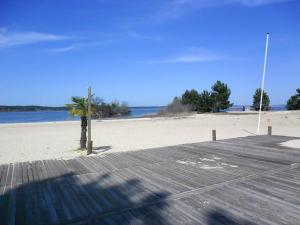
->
[252,88,270,111]
[287,89,300,110]
[92,97,130,118]
[181,89,200,111]
[211,81,233,112]
[159,97,192,115]
[198,90,213,112]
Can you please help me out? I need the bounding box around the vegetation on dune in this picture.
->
[162,80,233,114]
[92,97,130,118]
[198,90,213,113]
[182,89,200,111]
[253,88,270,111]
[211,81,233,112]
[287,88,300,110]
[159,97,192,115]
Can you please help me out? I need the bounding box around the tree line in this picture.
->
[181,80,233,113]
[0,105,67,112]
[163,80,300,114]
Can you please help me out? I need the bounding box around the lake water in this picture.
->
[0,105,287,124]
[0,107,165,124]
[226,105,287,112]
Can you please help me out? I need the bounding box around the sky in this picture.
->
[0,0,300,107]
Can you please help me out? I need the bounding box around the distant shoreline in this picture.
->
[0,106,165,124]
[0,104,286,113]
[0,105,166,113]
[0,105,67,112]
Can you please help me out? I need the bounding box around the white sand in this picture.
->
[0,110,299,164]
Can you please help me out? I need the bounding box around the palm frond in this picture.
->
[66,96,88,117]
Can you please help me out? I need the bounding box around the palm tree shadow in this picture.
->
[0,171,170,225]
[92,145,112,154]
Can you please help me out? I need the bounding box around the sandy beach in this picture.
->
[0,110,299,164]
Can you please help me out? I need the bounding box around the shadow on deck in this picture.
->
[0,171,170,224]
[0,171,253,225]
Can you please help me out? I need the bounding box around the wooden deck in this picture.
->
[1,135,300,225]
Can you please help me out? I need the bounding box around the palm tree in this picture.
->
[66,97,88,149]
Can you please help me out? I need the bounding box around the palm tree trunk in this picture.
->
[80,116,87,149]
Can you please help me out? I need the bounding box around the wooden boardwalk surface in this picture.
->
[1,135,300,225]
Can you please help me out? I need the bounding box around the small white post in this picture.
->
[87,86,93,155]
[257,33,270,135]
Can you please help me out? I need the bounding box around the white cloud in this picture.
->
[125,31,162,41]
[170,0,292,7]
[144,47,223,64]
[0,28,68,48]
[231,0,292,6]
[46,30,161,53]
[0,26,162,52]
[46,40,113,53]
[103,29,162,42]
[47,45,77,53]
[157,0,293,19]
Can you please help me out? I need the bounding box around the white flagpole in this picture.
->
[257,32,270,135]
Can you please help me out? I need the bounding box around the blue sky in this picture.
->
[0,0,299,106]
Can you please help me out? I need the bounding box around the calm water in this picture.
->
[226,105,287,112]
[0,105,286,124]
[0,107,165,124]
